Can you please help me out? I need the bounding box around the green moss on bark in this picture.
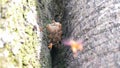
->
[0,0,41,68]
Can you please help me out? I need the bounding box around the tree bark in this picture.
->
[0,0,52,68]
[53,0,120,68]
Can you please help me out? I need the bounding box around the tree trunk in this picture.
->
[0,0,52,68]
[52,0,120,68]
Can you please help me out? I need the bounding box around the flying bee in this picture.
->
[63,39,83,57]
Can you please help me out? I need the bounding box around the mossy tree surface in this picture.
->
[0,0,47,68]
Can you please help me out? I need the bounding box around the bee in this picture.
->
[63,39,83,57]
[48,43,53,49]
[46,20,62,48]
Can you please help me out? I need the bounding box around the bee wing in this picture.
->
[76,39,82,45]
[62,39,71,46]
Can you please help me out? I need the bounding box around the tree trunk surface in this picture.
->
[0,0,52,68]
[52,0,120,68]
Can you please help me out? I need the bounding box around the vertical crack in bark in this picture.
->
[48,0,67,68]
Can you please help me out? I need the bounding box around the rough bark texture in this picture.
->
[1,0,120,68]
[38,0,53,68]
[52,0,120,68]
[0,0,52,68]
[37,0,65,68]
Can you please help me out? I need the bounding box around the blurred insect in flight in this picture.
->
[63,39,83,57]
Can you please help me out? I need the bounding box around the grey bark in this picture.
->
[52,0,120,68]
